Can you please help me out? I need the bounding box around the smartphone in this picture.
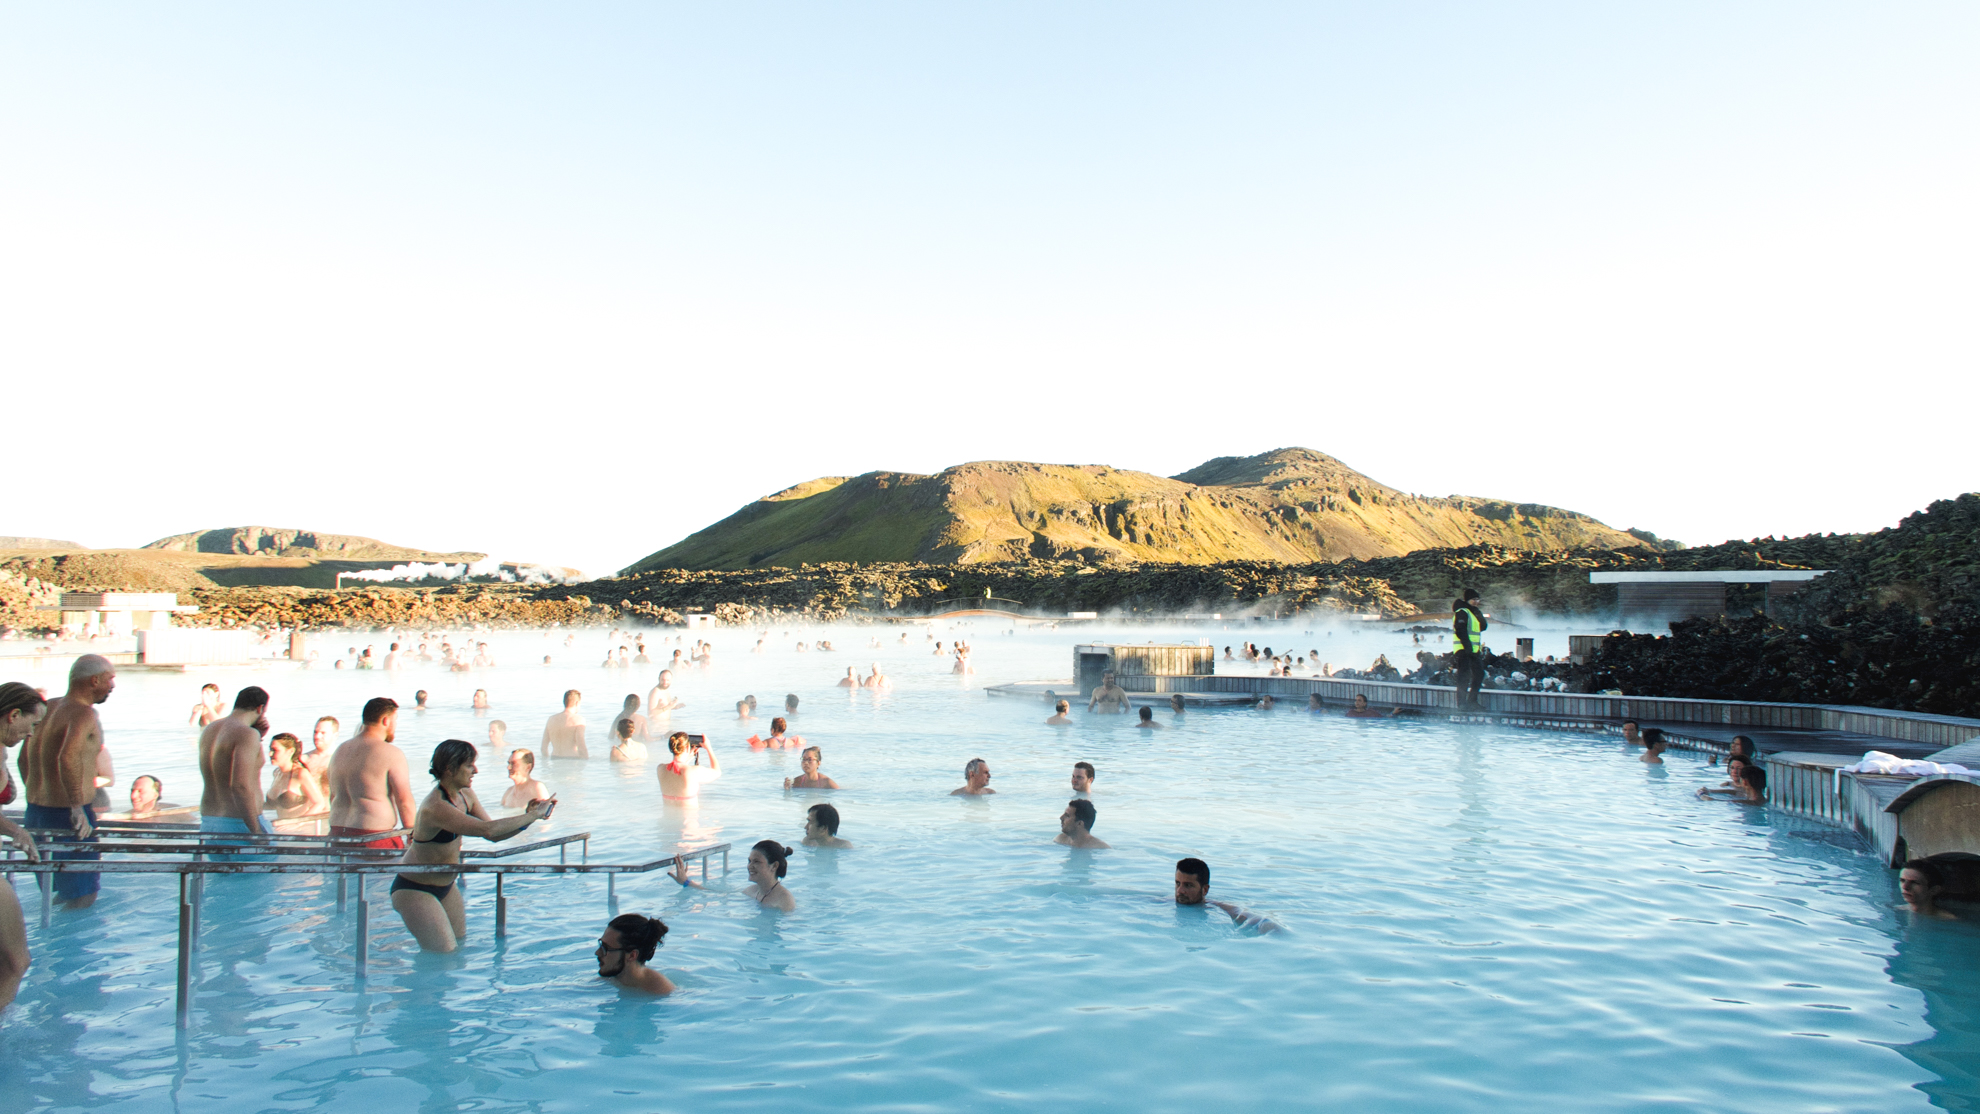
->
[687,734,706,748]
[541,797,558,819]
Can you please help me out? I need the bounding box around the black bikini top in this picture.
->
[415,790,465,844]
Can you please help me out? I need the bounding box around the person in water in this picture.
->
[197,686,272,843]
[784,694,799,716]
[1697,756,1755,799]
[1045,700,1073,726]
[188,683,223,727]
[1171,693,1187,716]
[614,695,648,741]
[1256,694,1276,711]
[0,683,46,1011]
[541,689,588,759]
[501,748,548,809]
[595,913,675,995]
[610,717,648,763]
[751,717,802,749]
[393,739,552,951]
[1071,761,1095,795]
[837,667,858,688]
[647,670,682,717]
[1088,671,1129,714]
[1641,735,1667,765]
[803,803,852,848]
[951,758,995,796]
[864,663,891,690]
[1173,857,1282,933]
[128,774,167,819]
[328,697,418,850]
[1135,705,1164,730]
[784,746,840,789]
[1055,798,1110,849]
[1900,859,1958,919]
[657,731,722,803]
[265,732,327,821]
[671,839,796,912]
[1619,720,1642,746]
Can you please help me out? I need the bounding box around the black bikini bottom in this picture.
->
[391,876,456,901]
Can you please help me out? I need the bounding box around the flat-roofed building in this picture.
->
[1589,570,1829,632]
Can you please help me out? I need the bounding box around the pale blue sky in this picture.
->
[3,4,1973,574]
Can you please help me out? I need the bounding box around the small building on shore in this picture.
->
[1590,570,1829,632]
[41,592,199,636]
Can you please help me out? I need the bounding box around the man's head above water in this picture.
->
[1174,857,1210,905]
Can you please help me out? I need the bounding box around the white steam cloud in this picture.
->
[342,559,581,586]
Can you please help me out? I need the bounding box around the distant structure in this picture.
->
[1589,570,1829,632]
[41,591,198,636]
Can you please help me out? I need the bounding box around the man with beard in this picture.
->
[594,913,675,995]
[23,655,116,910]
[327,697,417,850]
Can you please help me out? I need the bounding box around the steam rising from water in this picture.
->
[342,558,579,586]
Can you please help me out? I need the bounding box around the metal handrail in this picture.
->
[3,840,731,1030]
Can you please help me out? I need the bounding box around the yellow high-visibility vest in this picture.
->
[1453,608,1485,653]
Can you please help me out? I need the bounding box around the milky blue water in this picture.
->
[2,623,1975,1113]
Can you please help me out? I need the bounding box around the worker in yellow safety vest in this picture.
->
[1452,588,1488,709]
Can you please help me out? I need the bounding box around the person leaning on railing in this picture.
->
[392,739,553,952]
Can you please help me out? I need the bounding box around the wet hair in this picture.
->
[736,700,749,714]
[1739,764,1767,795]
[607,913,669,962]
[1176,857,1210,888]
[234,686,270,712]
[362,697,398,725]
[1074,761,1096,781]
[429,739,477,781]
[1903,858,1948,889]
[752,840,793,878]
[269,732,300,760]
[807,802,841,835]
[614,717,634,740]
[489,718,507,733]
[785,694,799,710]
[1056,700,1070,713]
[0,681,48,724]
[563,689,581,708]
[1641,728,1665,746]
[1138,705,1153,722]
[1729,735,1755,757]
[771,716,788,735]
[1172,694,1186,710]
[315,715,340,731]
[965,757,988,778]
[1067,798,1097,830]
[201,683,220,694]
[668,731,690,756]
[801,745,821,763]
[510,748,535,771]
[1352,693,1369,706]
[622,694,640,708]
[746,695,758,709]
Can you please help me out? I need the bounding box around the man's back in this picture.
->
[328,735,410,831]
[197,716,263,819]
[542,710,586,757]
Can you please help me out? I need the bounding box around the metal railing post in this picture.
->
[190,874,203,951]
[176,872,193,1029]
[607,872,615,906]
[337,874,347,908]
[354,875,368,980]
[494,872,506,938]
[38,870,51,927]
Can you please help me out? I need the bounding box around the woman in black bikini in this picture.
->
[393,739,553,952]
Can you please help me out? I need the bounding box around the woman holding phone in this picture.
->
[392,739,553,952]
[658,731,721,804]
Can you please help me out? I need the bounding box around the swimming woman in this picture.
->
[657,731,722,804]
[671,839,796,912]
[783,746,840,789]
[392,739,552,952]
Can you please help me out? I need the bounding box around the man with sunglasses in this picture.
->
[594,913,675,995]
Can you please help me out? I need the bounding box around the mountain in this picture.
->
[0,536,83,550]
[142,526,483,562]
[628,448,1651,572]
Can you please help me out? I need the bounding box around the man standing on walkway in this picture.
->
[1452,589,1488,710]
[22,655,116,910]
[328,697,417,849]
[198,686,271,842]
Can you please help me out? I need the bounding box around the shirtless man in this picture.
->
[1055,798,1110,849]
[1071,761,1095,795]
[1135,706,1164,730]
[327,697,417,849]
[197,686,272,840]
[647,671,682,717]
[23,655,116,909]
[613,694,648,741]
[501,748,549,810]
[595,914,675,996]
[1173,857,1283,933]
[837,667,858,688]
[542,689,588,759]
[188,683,224,727]
[1087,671,1129,714]
[864,663,891,690]
[302,716,338,783]
[1045,700,1073,726]
[803,803,853,848]
[950,758,995,796]
[1620,719,1642,746]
